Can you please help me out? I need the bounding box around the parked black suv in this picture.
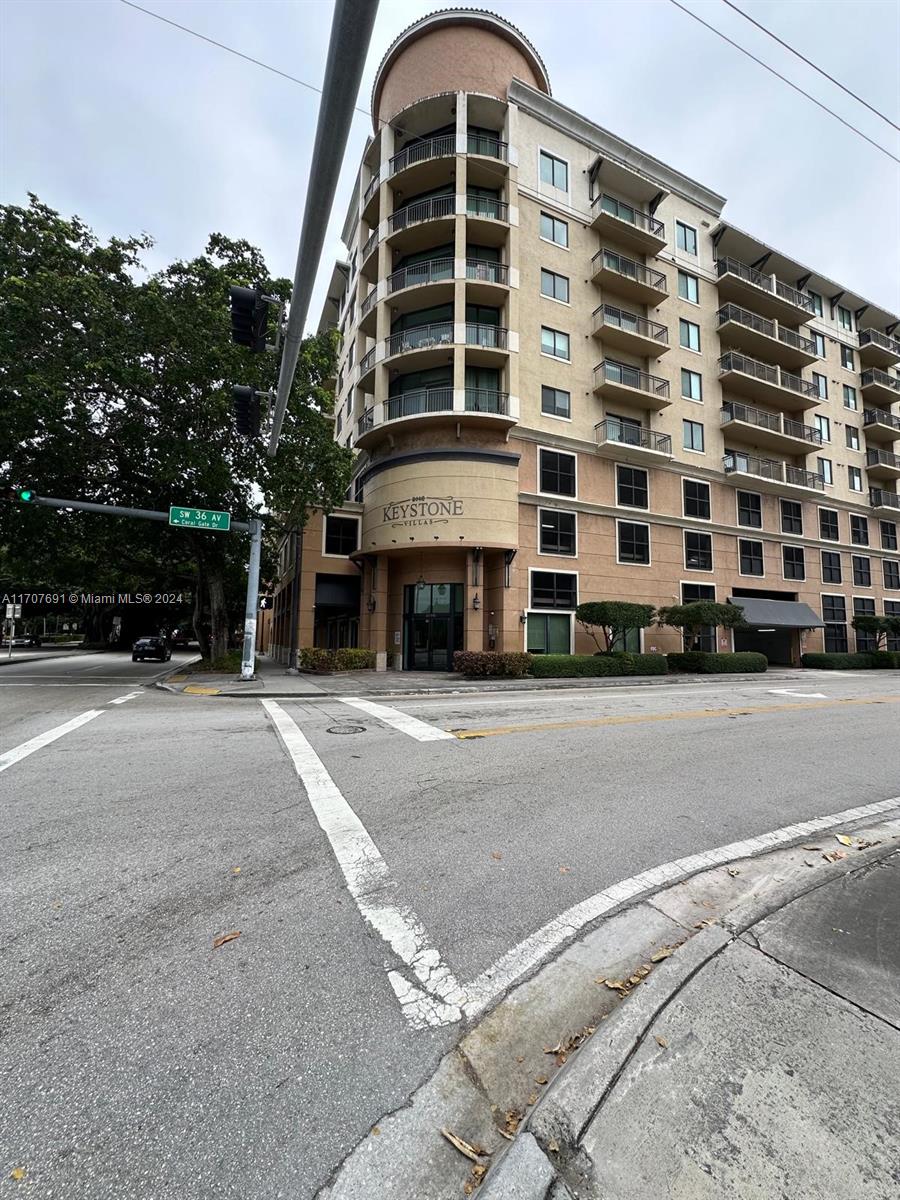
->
[132,636,171,662]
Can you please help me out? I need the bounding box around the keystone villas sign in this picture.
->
[384,496,465,527]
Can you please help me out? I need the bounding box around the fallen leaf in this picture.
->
[548,1138,560,1153]
[535,1076,548,1085]
[856,839,880,849]
[543,1043,562,1055]
[371,1126,380,1136]
[802,845,821,851]
[822,850,847,863]
[804,860,816,867]
[835,834,853,847]
[464,1183,475,1197]
[212,930,241,948]
[559,866,571,874]
[440,1129,485,1162]
[231,866,241,874]
[555,1051,568,1066]
[497,1129,514,1141]
[516,1055,525,1063]
[654,1034,669,1049]
[594,975,606,984]
[650,947,674,962]
[727,867,740,877]
[10,1168,26,1181]
[503,1109,522,1135]
[490,851,502,861]
[471,1163,488,1180]
[527,1092,538,1105]
[604,979,626,990]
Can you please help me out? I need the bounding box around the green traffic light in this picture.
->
[18,489,34,502]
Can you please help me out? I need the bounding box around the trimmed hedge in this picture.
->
[333,647,376,671]
[869,650,900,668]
[453,651,532,678]
[667,651,767,674]
[529,652,668,678]
[801,651,900,669]
[297,647,375,672]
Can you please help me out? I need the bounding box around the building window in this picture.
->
[617,464,648,509]
[853,598,876,651]
[782,545,805,580]
[679,318,701,352]
[541,326,570,360]
[539,509,576,556]
[812,372,828,399]
[617,521,651,565]
[353,475,364,503]
[541,268,569,303]
[852,555,871,586]
[324,515,359,555]
[681,368,702,401]
[526,612,571,654]
[676,221,698,255]
[819,508,839,540]
[882,520,898,550]
[541,385,571,419]
[539,448,576,496]
[739,539,764,576]
[837,305,853,331]
[817,457,833,486]
[840,345,855,370]
[685,530,713,571]
[884,560,900,590]
[812,331,826,357]
[843,384,858,410]
[850,514,869,545]
[738,490,762,528]
[808,291,824,317]
[685,420,711,467]
[540,212,568,246]
[531,570,577,609]
[681,583,716,650]
[848,466,863,492]
[814,414,830,442]
[781,499,803,535]
[821,550,842,583]
[539,150,568,191]
[888,601,900,650]
[823,594,847,652]
[683,479,711,520]
[678,270,699,303]
[845,426,859,450]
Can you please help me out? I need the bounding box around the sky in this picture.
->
[2,0,899,326]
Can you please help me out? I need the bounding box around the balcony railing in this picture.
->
[464,389,509,414]
[864,408,900,434]
[596,420,672,454]
[362,229,378,260]
[359,346,376,374]
[862,368,900,394]
[387,321,453,357]
[721,402,822,445]
[360,289,378,319]
[592,249,667,293]
[778,326,817,355]
[719,351,820,398]
[870,488,900,510]
[595,360,670,398]
[363,171,380,205]
[466,193,509,221]
[387,257,454,293]
[860,329,900,356]
[358,408,374,436]
[467,133,508,160]
[594,303,668,344]
[723,452,824,491]
[465,323,508,349]
[388,193,456,233]
[466,258,509,285]
[718,303,775,338]
[867,448,900,471]
[385,387,454,422]
[593,193,665,239]
[716,257,816,314]
[389,134,455,176]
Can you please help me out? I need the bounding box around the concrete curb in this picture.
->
[320,812,900,1200]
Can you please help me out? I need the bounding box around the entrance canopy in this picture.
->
[727,597,824,628]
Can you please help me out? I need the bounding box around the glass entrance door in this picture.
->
[404,583,463,670]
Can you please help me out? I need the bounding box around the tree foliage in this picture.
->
[658,601,746,651]
[1,196,353,656]
[851,613,900,650]
[575,600,657,654]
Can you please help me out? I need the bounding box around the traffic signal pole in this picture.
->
[240,518,263,681]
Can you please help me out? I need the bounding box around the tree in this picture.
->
[851,613,900,651]
[658,601,746,651]
[575,601,656,654]
[1,196,354,659]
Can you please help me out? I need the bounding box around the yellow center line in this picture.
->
[452,695,900,739]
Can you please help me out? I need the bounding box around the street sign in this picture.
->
[169,506,231,532]
[5,604,21,619]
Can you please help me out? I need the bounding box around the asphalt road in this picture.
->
[2,655,899,1198]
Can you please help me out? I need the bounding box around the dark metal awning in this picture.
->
[727,597,824,628]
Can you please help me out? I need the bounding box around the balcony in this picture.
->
[388,133,455,192]
[715,257,816,323]
[718,351,821,412]
[721,402,822,457]
[354,386,515,449]
[723,451,825,495]
[361,170,381,223]
[859,328,900,369]
[357,345,377,391]
[590,193,666,254]
[592,360,671,410]
[385,321,454,367]
[861,368,900,408]
[866,448,900,481]
[466,132,508,161]
[359,287,379,335]
[592,304,669,357]
[358,408,374,438]
[465,194,510,245]
[595,420,673,464]
[387,194,456,254]
[591,248,668,306]
[716,304,818,369]
[863,408,900,445]
[466,257,510,303]
[386,387,454,421]
[870,488,900,513]
[464,388,509,414]
[385,257,455,318]
[465,322,509,365]
[360,228,379,278]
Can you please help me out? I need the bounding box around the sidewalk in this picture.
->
[160,654,869,699]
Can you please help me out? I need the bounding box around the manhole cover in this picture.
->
[326,724,365,735]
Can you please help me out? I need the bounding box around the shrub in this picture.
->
[800,652,877,670]
[333,647,376,671]
[868,650,900,669]
[297,647,335,673]
[453,651,532,678]
[193,650,248,673]
[529,652,667,678]
[666,651,767,674]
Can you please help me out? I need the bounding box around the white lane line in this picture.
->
[0,710,105,774]
[769,688,827,698]
[459,795,900,1021]
[261,700,465,1027]
[336,696,456,742]
[108,692,143,705]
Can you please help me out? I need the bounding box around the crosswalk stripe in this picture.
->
[336,697,456,742]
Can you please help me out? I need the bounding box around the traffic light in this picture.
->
[229,286,269,352]
[14,487,35,502]
[232,386,261,438]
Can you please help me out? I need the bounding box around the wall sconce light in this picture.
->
[472,593,481,610]
[519,610,527,624]
[366,597,376,613]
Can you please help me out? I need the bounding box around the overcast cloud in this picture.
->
[2,0,899,324]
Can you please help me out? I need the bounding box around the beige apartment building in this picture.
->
[269,8,900,671]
